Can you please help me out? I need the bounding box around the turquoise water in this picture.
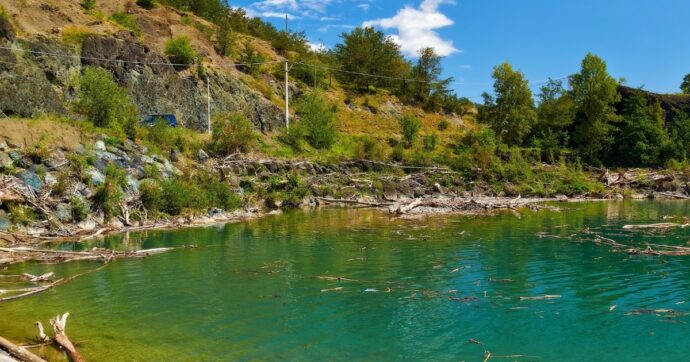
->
[2,202,690,361]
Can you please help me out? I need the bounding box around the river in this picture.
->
[2,201,690,361]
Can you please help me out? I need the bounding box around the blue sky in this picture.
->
[234,0,690,100]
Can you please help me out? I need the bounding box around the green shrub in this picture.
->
[356,136,386,161]
[104,163,128,189]
[80,0,96,10]
[62,25,97,45]
[93,180,123,221]
[8,204,37,225]
[398,114,422,148]
[211,113,258,155]
[136,0,156,9]
[438,119,450,131]
[70,196,89,222]
[111,12,141,36]
[294,91,337,149]
[164,36,196,65]
[423,134,438,151]
[139,179,163,212]
[77,66,139,128]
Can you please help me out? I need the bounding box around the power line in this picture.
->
[0,45,282,67]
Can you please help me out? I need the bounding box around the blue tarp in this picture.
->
[142,114,178,127]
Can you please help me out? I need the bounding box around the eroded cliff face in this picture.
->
[0,24,283,131]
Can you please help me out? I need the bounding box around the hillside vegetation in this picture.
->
[0,0,690,214]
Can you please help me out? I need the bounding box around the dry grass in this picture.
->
[0,117,84,150]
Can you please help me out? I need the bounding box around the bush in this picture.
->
[438,119,450,131]
[70,196,89,222]
[211,113,258,155]
[398,114,422,148]
[423,134,438,151]
[139,179,163,212]
[80,0,96,10]
[136,0,156,9]
[8,204,37,226]
[77,67,139,128]
[164,36,196,65]
[62,25,98,45]
[93,180,123,221]
[111,12,141,36]
[356,136,385,161]
[294,91,337,149]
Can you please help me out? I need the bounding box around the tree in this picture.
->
[334,27,409,90]
[164,36,196,65]
[610,89,667,166]
[569,53,621,164]
[295,91,338,149]
[398,114,422,148]
[530,79,576,161]
[77,67,139,129]
[681,74,690,94]
[406,47,454,112]
[480,63,537,146]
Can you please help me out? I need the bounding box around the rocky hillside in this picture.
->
[0,0,284,131]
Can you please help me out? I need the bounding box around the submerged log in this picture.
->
[622,223,690,230]
[519,295,561,301]
[49,313,83,362]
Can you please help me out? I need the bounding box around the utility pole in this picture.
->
[284,15,290,132]
[207,75,211,135]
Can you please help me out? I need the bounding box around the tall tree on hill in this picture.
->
[681,74,690,94]
[609,89,668,166]
[406,47,454,112]
[530,79,576,161]
[480,62,537,146]
[569,53,621,164]
[334,27,409,90]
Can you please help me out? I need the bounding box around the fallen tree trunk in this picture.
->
[316,197,393,207]
[49,314,83,362]
[0,336,46,362]
[622,223,690,230]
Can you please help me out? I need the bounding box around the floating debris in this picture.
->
[519,295,561,301]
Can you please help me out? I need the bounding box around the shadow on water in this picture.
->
[2,201,690,361]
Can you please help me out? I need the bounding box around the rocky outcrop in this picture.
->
[80,33,283,131]
[618,85,690,120]
[0,32,284,130]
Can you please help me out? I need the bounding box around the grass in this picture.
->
[111,12,141,37]
[62,25,98,45]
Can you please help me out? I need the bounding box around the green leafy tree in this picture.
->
[406,47,454,112]
[569,53,621,163]
[682,74,690,94]
[334,27,409,90]
[531,79,576,161]
[480,63,537,146]
[295,91,338,149]
[77,67,139,128]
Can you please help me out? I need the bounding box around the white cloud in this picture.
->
[247,0,338,19]
[308,41,328,52]
[357,3,370,12]
[363,0,459,57]
[318,24,356,33]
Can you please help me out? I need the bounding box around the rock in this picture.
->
[77,219,96,231]
[141,155,155,165]
[0,210,10,231]
[74,144,86,154]
[170,149,181,162]
[18,170,43,191]
[86,168,106,185]
[55,203,73,222]
[43,172,58,187]
[0,151,12,170]
[109,219,124,229]
[73,181,93,198]
[382,180,398,201]
[0,140,7,151]
[433,182,448,195]
[197,149,209,163]
[0,17,14,43]
[94,140,106,152]
[126,174,140,192]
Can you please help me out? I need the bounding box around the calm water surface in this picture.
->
[2,201,690,361]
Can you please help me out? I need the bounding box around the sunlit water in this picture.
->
[2,202,690,361]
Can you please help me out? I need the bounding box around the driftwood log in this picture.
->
[0,336,46,362]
